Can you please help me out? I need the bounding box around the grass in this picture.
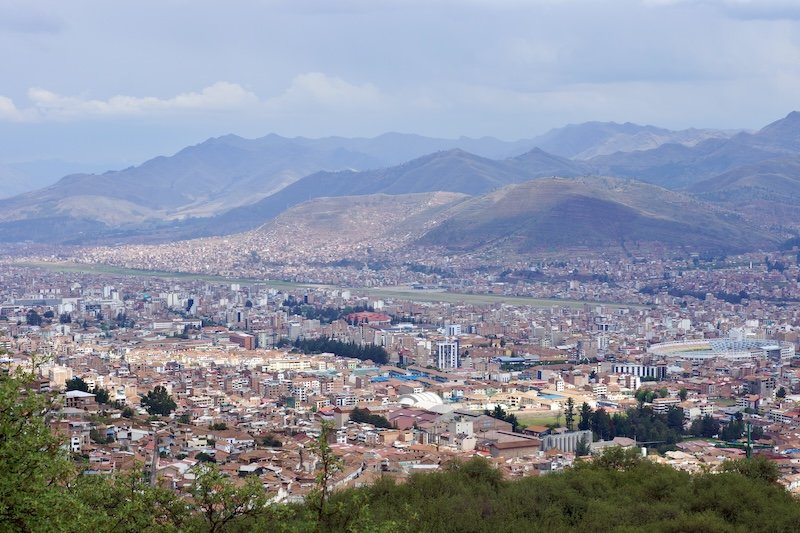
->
[516,412,562,427]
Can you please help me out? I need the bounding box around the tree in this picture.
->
[777,387,787,399]
[592,446,643,471]
[262,434,283,448]
[94,387,110,404]
[25,310,42,326]
[564,397,576,431]
[307,422,342,532]
[0,368,84,530]
[140,386,176,416]
[689,415,719,438]
[678,388,688,401]
[578,402,592,431]
[576,435,591,457]
[186,463,268,532]
[591,408,613,441]
[121,406,135,418]
[65,376,89,392]
[350,407,392,429]
[719,456,779,484]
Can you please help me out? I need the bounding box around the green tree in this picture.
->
[185,463,267,532]
[0,368,84,530]
[25,309,42,326]
[262,434,283,448]
[94,387,110,404]
[578,402,593,431]
[65,376,89,392]
[777,386,787,399]
[592,446,643,471]
[564,397,576,431]
[719,456,779,484]
[307,421,343,532]
[678,388,688,401]
[140,386,177,416]
[576,435,591,457]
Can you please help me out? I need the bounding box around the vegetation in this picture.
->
[262,434,283,448]
[484,405,521,432]
[349,407,392,429]
[65,376,89,392]
[140,385,177,416]
[293,337,389,365]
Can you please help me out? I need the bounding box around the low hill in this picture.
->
[419,176,775,253]
[247,191,470,257]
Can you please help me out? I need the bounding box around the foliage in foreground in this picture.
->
[2,369,800,532]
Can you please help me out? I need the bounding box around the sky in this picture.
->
[1,0,800,172]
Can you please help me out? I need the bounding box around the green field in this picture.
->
[516,412,562,427]
[15,260,642,309]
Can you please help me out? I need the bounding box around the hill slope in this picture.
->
[419,176,774,253]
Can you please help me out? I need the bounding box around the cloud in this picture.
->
[265,72,384,111]
[0,75,387,123]
[0,96,28,121]
[0,82,259,122]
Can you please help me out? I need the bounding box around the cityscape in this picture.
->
[4,0,800,531]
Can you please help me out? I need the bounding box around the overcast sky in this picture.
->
[1,0,800,169]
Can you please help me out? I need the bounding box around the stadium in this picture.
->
[647,338,795,363]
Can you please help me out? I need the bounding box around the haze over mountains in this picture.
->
[2,112,800,254]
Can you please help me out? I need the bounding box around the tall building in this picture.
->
[437,340,460,370]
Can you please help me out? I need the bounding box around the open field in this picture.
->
[516,412,562,427]
[14,260,644,309]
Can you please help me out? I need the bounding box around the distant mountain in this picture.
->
[189,148,591,237]
[0,159,110,199]
[418,177,775,253]
[585,111,800,190]
[0,133,534,229]
[689,157,800,229]
[530,121,736,160]
[2,112,800,246]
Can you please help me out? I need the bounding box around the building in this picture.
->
[611,363,667,381]
[437,340,459,370]
[540,430,593,454]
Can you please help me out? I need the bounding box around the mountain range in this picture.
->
[2,112,800,254]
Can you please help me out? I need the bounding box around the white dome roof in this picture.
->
[398,392,444,410]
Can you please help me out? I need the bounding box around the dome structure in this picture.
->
[398,392,444,410]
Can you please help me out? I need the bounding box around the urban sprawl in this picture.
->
[4,247,800,499]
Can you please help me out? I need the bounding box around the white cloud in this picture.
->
[0,96,28,121]
[0,82,259,122]
[265,72,384,111]
[0,75,386,123]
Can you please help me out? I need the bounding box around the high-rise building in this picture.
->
[437,339,460,370]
